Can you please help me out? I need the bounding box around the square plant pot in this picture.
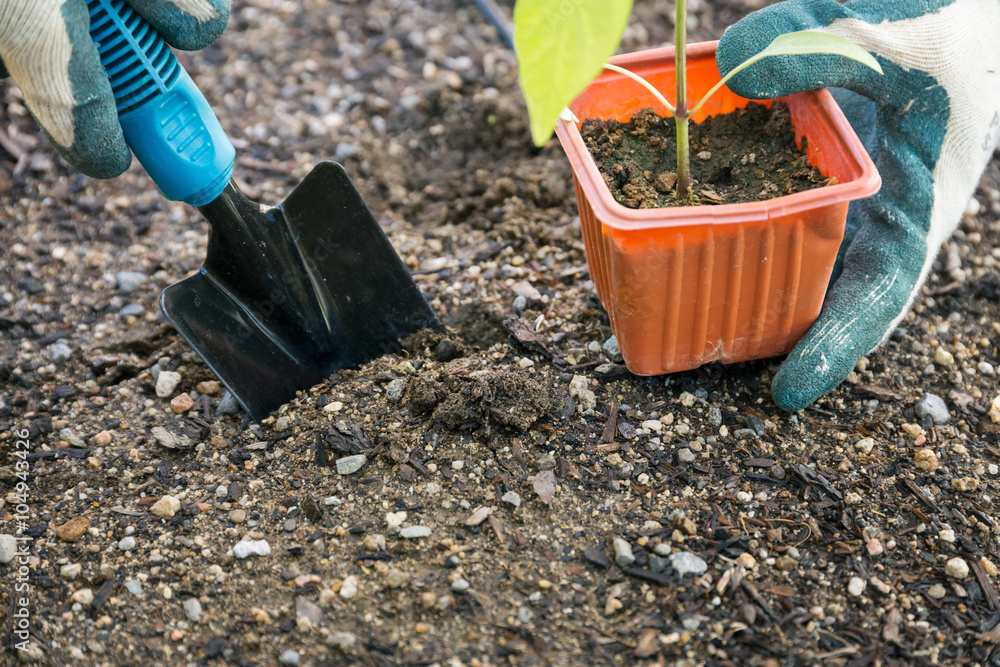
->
[555,41,881,376]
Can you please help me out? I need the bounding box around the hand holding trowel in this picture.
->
[1,0,438,420]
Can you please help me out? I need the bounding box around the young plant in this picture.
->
[514,0,883,203]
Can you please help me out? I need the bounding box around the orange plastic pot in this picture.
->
[555,42,881,376]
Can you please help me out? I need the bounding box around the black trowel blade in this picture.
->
[160,161,438,421]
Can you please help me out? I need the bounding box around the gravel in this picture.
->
[2,0,999,663]
[669,551,708,577]
[155,370,182,398]
[399,526,432,539]
[116,271,146,294]
[184,598,203,623]
[49,341,72,362]
[946,557,970,579]
[613,538,635,567]
[0,535,16,564]
[336,454,368,475]
[915,393,951,424]
[233,540,271,559]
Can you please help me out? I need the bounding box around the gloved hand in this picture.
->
[0,0,229,179]
[717,0,1000,411]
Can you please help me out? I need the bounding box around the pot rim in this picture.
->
[554,41,881,232]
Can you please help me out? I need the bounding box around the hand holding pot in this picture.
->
[717,0,1000,411]
[0,0,229,178]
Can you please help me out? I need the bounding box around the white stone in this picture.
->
[399,526,432,539]
[184,598,202,622]
[0,535,17,564]
[155,371,181,398]
[118,536,136,551]
[60,563,82,581]
[116,271,146,294]
[386,511,407,530]
[847,577,866,597]
[613,538,635,567]
[340,575,358,599]
[501,491,522,507]
[946,557,970,579]
[854,438,875,455]
[568,375,596,412]
[233,539,271,559]
[71,588,94,606]
[151,495,180,518]
[670,551,708,576]
[336,454,367,475]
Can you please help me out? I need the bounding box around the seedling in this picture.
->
[514,0,882,203]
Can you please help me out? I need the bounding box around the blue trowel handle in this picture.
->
[86,0,235,207]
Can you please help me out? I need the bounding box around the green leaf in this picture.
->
[514,0,633,146]
[753,30,884,75]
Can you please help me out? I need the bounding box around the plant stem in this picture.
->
[602,64,675,115]
[674,0,690,203]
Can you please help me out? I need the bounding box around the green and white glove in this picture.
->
[717,0,1000,411]
[0,0,229,179]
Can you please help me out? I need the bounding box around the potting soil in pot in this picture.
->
[581,101,833,208]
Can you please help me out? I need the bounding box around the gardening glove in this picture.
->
[0,0,229,179]
[716,0,1000,412]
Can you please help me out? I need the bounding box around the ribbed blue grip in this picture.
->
[87,0,234,206]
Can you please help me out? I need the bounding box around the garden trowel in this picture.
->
[87,0,438,421]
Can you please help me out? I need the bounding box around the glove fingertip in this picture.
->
[129,0,230,51]
[770,370,817,413]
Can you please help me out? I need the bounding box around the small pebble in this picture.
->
[170,393,194,413]
[386,378,406,403]
[914,393,950,424]
[613,538,635,567]
[400,526,432,539]
[71,588,94,606]
[501,491,522,507]
[336,454,368,475]
[602,336,623,362]
[0,534,17,563]
[116,271,146,294]
[670,551,708,576]
[49,342,72,363]
[279,650,300,666]
[677,448,695,463]
[914,448,939,472]
[854,437,875,455]
[155,371,182,398]
[451,578,470,592]
[151,495,180,518]
[118,536,136,551]
[184,598,202,623]
[340,575,359,599]
[946,557,969,579]
[196,380,220,395]
[233,540,271,559]
[60,563,82,581]
[847,577,866,597]
[928,583,947,599]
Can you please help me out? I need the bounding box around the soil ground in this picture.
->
[581,102,829,208]
[1,0,1000,666]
